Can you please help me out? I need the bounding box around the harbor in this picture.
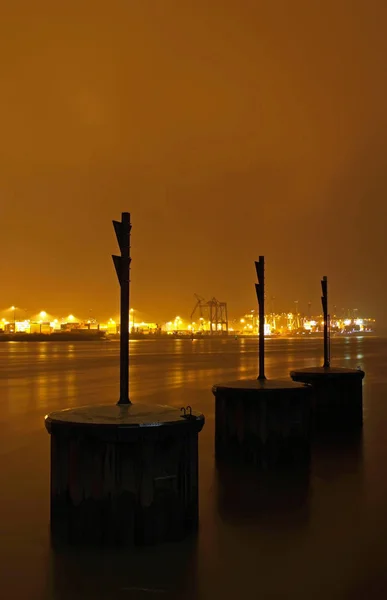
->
[1,335,387,598]
[1,1,386,596]
[0,312,376,341]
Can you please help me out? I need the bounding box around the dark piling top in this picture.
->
[45,404,205,437]
[290,367,365,381]
[213,379,311,394]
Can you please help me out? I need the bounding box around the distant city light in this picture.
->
[0,305,375,337]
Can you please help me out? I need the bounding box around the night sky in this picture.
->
[1,1,386,323]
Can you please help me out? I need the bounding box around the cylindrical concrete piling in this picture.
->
[212,379,312,469]
[290,367,365,431]
[45,403,205,546]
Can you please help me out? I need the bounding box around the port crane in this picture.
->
[190,294,228,335]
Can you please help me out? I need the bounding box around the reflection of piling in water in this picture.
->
[48,533,198,598]
[312,430,364,480]
[215,461,310,528]
[213,256,312,469]
[290,276,365,432]
[45,213,205,546]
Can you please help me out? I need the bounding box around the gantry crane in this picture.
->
[190,295,228,335]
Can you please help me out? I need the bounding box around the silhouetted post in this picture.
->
[321,275,330,368]
[45,212,205,546]
[112,212,131,405]
[290,274,365,431]
[213,256,312,469]
[255,256,266,380]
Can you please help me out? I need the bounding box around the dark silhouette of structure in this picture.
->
[321,276,330,368]
[191,294,228,334]
[213,256,312,469]
[255,256,266,380]
[112,212,131,405]
[291,274,365,431]
[45,212,205,546]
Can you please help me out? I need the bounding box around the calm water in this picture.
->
[1,336,387,599]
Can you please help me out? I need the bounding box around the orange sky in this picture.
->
[1,1,386,322]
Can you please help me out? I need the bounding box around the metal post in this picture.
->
[112,212,132,405]
[255,256,266,380]
[321,275,330,368]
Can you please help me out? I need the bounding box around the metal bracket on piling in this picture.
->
[112,212,132,405]
[180,406,194,420]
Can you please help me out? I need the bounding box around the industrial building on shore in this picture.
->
[0,301,375,339]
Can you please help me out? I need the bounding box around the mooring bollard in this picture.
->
[213,257,312,469]
[45,213,205,545]
[45,403,204,545]
[290,276,365,431]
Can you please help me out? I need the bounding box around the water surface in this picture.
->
[1,336,387,599]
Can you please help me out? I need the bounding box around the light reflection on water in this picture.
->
[0,336,387,598]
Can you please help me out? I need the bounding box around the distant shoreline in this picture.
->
[0,332,377,342]
[0,332,107,342]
